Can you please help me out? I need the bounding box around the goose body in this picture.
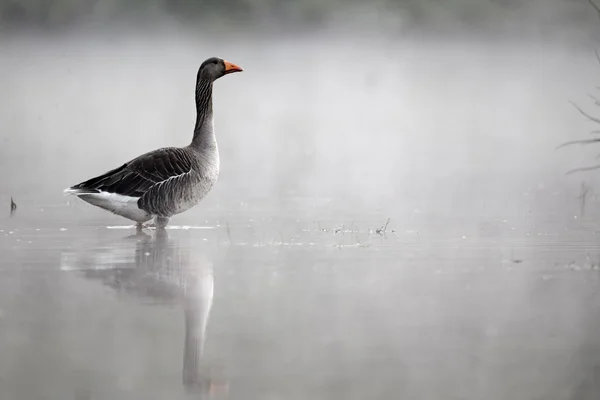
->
[65,57,243,229]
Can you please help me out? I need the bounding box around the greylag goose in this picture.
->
[64,57,243,229]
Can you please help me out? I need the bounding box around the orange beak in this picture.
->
[223,60,243,74]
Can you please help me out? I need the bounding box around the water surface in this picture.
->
[1,195,600,400]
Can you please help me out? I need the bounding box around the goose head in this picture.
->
[197,57,243,82]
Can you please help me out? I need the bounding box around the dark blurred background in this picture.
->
[0,0,598,39]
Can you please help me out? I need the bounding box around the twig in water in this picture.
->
[10,197,16,216]
[578,182,591,217]
[376,218,391,236]
[226,222,232,245]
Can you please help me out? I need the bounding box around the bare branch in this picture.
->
[588,0,600,19]
[556,138,600,149]
[566,163,600,175]
[588,93,600,107]
[561,0,600,175]
[570,101,600,125]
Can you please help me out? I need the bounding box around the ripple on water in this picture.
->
[105,225,215,230]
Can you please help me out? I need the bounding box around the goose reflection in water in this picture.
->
[61,229,228,398]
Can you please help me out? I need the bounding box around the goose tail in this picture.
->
[63,187,99,196]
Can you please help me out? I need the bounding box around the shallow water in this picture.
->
[1,194,600,400]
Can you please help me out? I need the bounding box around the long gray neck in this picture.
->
[191,78,215,150]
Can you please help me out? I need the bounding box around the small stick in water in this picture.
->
[226,222,232,245]
[10,197,16,215]
[376,218,391,236]
[578,182,591,218]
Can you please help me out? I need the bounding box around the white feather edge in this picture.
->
[63,188,83,195]
[63,188,151,222]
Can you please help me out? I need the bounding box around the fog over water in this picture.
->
[4,3,600,399]
[3,29,600,213]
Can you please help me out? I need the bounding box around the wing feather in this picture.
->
[138,167,205,216]
[68,147,196,199]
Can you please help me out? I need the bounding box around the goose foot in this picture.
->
[135,217,169,230]
[136,222,157,230]
[155,216,170,229]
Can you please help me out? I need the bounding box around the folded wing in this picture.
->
[68,147,196,198]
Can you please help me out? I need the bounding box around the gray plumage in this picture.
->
[64,57,243,229]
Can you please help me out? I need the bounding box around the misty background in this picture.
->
[2,0,600,226]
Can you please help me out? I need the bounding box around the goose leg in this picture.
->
[137,220,158,230]
[155,216,170,229]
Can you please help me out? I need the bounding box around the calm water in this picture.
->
[1,194,600,400]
